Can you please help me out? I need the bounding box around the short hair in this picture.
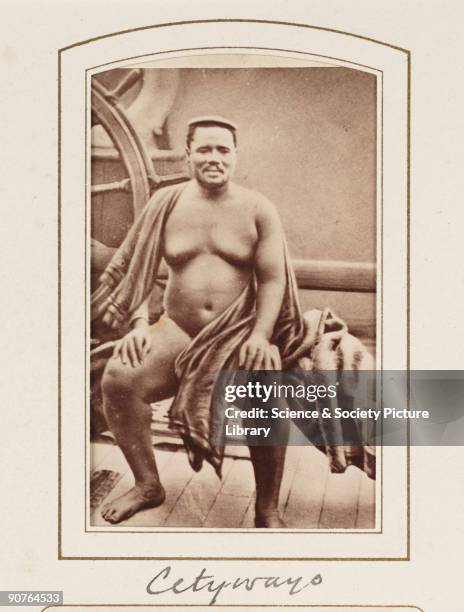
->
[186,116,237,149]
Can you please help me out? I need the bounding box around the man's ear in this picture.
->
[185,147,190,160]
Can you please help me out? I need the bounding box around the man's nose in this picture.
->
[208,149,221,163]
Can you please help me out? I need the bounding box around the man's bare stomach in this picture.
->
[164,254,253,337]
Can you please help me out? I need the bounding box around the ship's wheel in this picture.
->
[90,68,188,276]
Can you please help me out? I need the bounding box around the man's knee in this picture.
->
[101,360,139,405]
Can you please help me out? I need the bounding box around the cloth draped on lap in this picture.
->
[91,182,376,480]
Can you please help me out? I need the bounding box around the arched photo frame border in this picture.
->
[58,19,410,561]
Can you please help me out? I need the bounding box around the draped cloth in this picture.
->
[91,182,376,480]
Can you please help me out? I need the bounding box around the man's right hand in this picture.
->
[112,320,151,367]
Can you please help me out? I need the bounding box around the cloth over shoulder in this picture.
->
[91,181,188,325]
[90,182,376,480]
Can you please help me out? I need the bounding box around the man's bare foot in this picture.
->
[101,483,166,524]
[327,446,348,474]
[254,510,287,528]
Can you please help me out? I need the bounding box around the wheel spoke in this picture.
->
[91,178,131,195]
[104,69,143,105]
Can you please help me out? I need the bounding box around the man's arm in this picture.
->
[130,297,150,327]
[112,295,152,367]
[239,199,285,370]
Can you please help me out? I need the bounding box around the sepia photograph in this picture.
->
[8,2,464,607]
[88,57,378,530]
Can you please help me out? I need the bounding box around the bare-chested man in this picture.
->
[100,116,289,527]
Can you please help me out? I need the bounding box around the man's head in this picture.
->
[186,116,238,190]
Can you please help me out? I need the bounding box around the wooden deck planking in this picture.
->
[90,440,117,473]
[203,493,251,528]
[279,443,304,508]
[164,458,234,527]
[90,444,174,526]
[318,465,362,529]
[219,457,256,498]
[283,446,329,528]
[202,458,256,528]
[355,471,376,528]
[239,498,257,528]
[90,440,376,529]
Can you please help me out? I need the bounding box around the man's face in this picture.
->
[186,126,237,189]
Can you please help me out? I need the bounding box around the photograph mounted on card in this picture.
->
[59,20,409,559]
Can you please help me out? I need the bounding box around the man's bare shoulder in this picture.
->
[231,183,278,219]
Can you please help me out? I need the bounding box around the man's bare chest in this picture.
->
[163,198,258,266]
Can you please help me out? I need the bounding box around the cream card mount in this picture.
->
[59,20,409,560]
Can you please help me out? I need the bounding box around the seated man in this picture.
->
[93,116,295,527]
[91,116,374,527]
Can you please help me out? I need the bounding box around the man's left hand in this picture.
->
[238,332,282,370]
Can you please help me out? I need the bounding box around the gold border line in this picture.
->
[58,18,410,54]
[83,46,385,542]
[58,19,411,561]
[406,46,412,563]
[85,49,383,539]
[87,46,382,73]
[57,49,62,563]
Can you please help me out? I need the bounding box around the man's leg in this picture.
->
[248,426,289,528]
[245,371,290,528]
[100,317,191,524]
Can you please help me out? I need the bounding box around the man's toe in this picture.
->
[101,504,117,522]
[106,508,119,523]
[101,504,111,518]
